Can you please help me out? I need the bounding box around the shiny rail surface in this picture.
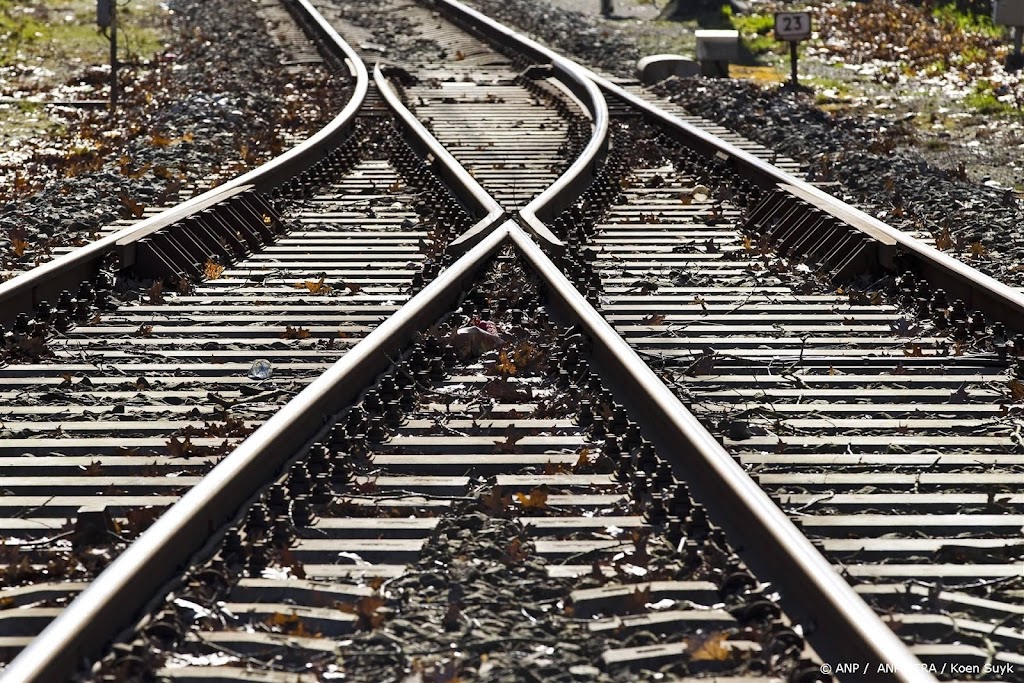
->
[3,0,1023,681]
[0,0,606,679]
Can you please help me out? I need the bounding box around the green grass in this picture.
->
[723,8,785,58]
[963,83,1021,116]
[0,1,166,69]
[729,11,777,54]
[931,1,1003,38]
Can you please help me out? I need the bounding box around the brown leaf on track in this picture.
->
[354,477,378,494]
[623,585,652,614]
[628,529,650,568]
[119,194,145,218]
[265,611,314,637]
[146,281,164,304]
[573,447,592,472]
[484,378,532,402]
[1009,379,1024,401]
[495,349,517,376]
[279,547,306,579]
[642,313,666,325]
[689,632,733,661]
[935,227,954,251]
[166,436,195,458]
[280,325,311,340]
[480,487,511,514]
[494,425,524,454]
[204,260,225,280]
[543,460,570,475]
[294,278,332,295]
[502,537,529,564]
[338,595,386,630]
[514,486,548,510]
[126,506,160,534]
[454,49,465,60]
[903,343,925,357]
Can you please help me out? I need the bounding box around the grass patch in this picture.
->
[931,1,1003,38]
[726,9,780,56]
[0,1,167,69]
[963,83,1022,116]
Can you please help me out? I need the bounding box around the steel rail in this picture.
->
[0,0,368,323]
[0,223,511,683]
[506,222,935,683]
[429,0,609,253]
[373,64,506,254]
[575,68,1024,329]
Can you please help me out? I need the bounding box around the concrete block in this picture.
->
[695,29,739,62]
[636,55,701,85]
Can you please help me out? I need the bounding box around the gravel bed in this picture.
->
[89,255,811,682]
[0,0,348,280]
[651,77,1024,288]
[460,0,640,77]
[445,0,1024,288]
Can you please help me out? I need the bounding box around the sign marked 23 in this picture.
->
[774,11,812,41]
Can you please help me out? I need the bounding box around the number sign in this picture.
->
[774,11,811,41]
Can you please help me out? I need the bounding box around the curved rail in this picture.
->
[0,0,369,323]
[374,63,506,253]
[430,0,609,252]
[580,68,1024,330]
[0,228,508,683]
[507,224,934,683]
[0,2,369,679]
[1,3,971,681]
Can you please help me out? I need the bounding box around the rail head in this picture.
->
[429,0,610,253]
[0,0,368,323]
[373,63,505,253]
[0,223,514,683]
[505,223,936,683]
[581,69,1024,330]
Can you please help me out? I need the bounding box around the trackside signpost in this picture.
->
[774,10,811,86]
[97,0,118,108]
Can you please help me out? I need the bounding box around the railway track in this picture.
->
[1,0,1022,681]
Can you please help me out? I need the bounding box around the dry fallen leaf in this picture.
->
[204,260,225,280]
[1009,379,1024,401]
[280,325,312,340]
[265,611,313,637]
[689,632,733,661]
[294,278,331,295]
[480,487,512,514]
[338,595,386,630]
[514,486,549,510]
[494,425,524,454]
[502,537,529,564]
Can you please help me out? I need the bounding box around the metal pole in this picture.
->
[109,6,118,108]
[789,40,798,85]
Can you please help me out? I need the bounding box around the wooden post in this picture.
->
[109,5,118,108]
[789,40,798,86]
